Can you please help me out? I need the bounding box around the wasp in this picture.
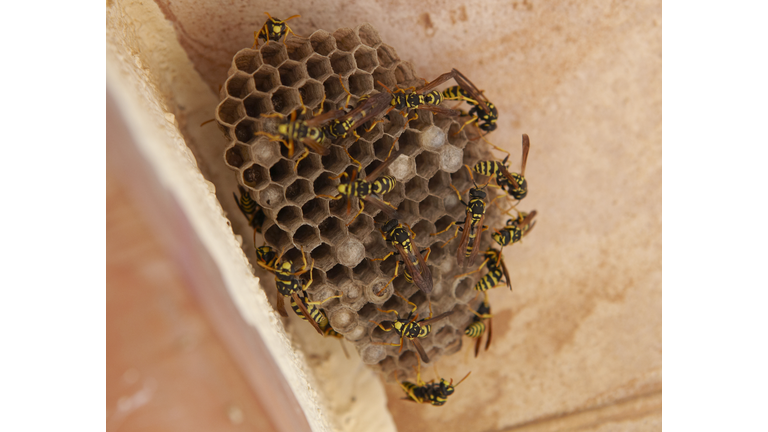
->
[465,293,493,357]
[317,145,401,225]
[456,247,512,293]
[442,86,498,134]
[289,293,342,332]
[253,245,289,317]
[373,247,431,296]
[492,210,537,247]
[396,364,471,406]
[253,12,301,48]
[324,90,394,144]
[371,292,452,363]
[374,219,434,294]
[233,185,266,244]
[473,134,530,200]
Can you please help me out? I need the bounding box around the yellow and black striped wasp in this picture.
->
[492,209,537,248]
[371,292,452,363]
[465,293,493,357]
[324,90,394,144]
[233,185,266,243]
[253,245,289,317]
[473,134,531,201]
[456,247,512,293]
[442,85,498,134]
[375,219,434,294]
[373,246,431,296]
[396,364,471,406]
[253,12,301,48]
[316,145,401,225]
[289,293,341,332]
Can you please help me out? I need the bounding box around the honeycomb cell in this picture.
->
[217,98,244,125]
[313,172,339,197]
[298,80,324,110]
[333,27,361,51]
[322,75,346,104]
[310,267,327,287]
[278,60,305,87]
[359,122,383,143]
[363,229,389,260]
[404,176,428,202]
[311,243,336,271]
[450,166,473,192]
[269,158,296,185]
[265,224,291,252]
[225,144,250,168]
[373,67,396,90]
[388,153,417,184]
[376,44,398,68]
[253,67,280,93]
[326,264,352,287]
[330,51,355,76]
[243,93,272,118]
[345,324,368,341]
[285,179,311,205]
[285,38,313,61]
[440,144,465,173]
[235,119,257,144]
[357,23,382,48]
[258,184,284,209]
[318,216,345,244]
[428,170,451,195]
[383,110,407,136]
[360,344,386,365]
[397,200,420,226]
[415,151,439,178]
[260,42,288,67]
[348,72,373,96]
[241,164,270,191]
[352,259,377,284]
[276,205,302,232]
[309,30,336,56]
[302,58,331,86]
[321,144,350,174]
[301,198,329,225]
[353,46,378,73]
[293,224,321,249]
[271,87,301,115]
[454,276,474,301]
[443,334,463,356]
[348,140,374,168]
[418,125,446,151]
[234,49,262,74]
[394,63,416,84]
[329,307,357,334]
[399,129,421,157]
[372,134,396,161]
[250,138,280,168]
[226,72,254,99]
[447,122,469,147]
[412,220,435,246]
[337,237,365,268]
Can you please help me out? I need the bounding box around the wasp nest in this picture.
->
[216,23,505,380]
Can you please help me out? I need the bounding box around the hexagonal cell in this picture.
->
[285,38,313,61]
[348,140,374,168]
[321,144,351,174]
[253,66,280,93]
[358,121,383,144]
[226,72,254,99]
[295,152,321,180]
[328,307,357,334]
[333,27,361,51]
[357,23,382,48]
[393,63,416,85]
[382,109,407,136]
[352,259,377,284]
[376,44,398,69]
[330,51,355,76]
[217,98,244,125]
[260,43,288,67]
[398,129,421,157]
[353,46,378,73]
[360,343,387,365]
[310,30,336,56]
[275,205,302,232]
[416,125,446,152]
[278,60,305,87]
[271,87,301,115]
[234,119,257,144]
[241,164,270,191]
[318,216,346,244]
[397,200,420,226]
[225,144,250,168]
[301,198,329,225]
[388,153,417,186]
[258,184,284,209]
[310,243,336,271]
[338,237,366,268]
[348,72,373,96]
[269,158,296,186]
[450,165,473,192]
[285,178,311,205]
[439,144,465,173]
[243,93,272,118]
[373,67,396,90]
[372,134,397,161]
[447,122,469,147]
[415,150,439,178]
[298,80,324,110]
[363,229,389,260]
[404,176,428,202]
[305,54,332,81]
[313,172,340,198]
[454,276,475,301]
[251,138,282,168]
[412,220,436,246]
[234,49,263,74]
[428,170,451,195]
[293,224,321,249]
[322,75,347,104]
[264,224,291,252]
[347,213,373,239]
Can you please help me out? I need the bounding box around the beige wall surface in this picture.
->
[114,0,661,430]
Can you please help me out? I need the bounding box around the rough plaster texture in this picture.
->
[111,0,661,430]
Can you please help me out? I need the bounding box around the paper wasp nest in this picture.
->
[216,23,504,380]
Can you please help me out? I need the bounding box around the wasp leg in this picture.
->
[454,256,491,280]
[371,251,395,262]
[377,260,400,296]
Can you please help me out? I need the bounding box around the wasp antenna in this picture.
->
[454,371,472,387]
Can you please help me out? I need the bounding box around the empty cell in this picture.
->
[353,46,378,72]
[372,135,396,161]
[415,151,439,178]
[439,144,464,173]
[357,23,382,47]
[328,193,350,219]
[404,177,428,202]
[329,307,357,333]
[326,264,351,286]
[260,43,288,67]
[332,27,361,51]
[376,44,398,68]
[373,67,396,90]
[418,125,446,151]
[298,80,324,110]
[411,220,435,246]
[399,130,421,157]
[352,259,377,284]
[450,166,472,192]
[337,237,365,268]
[242,164,270,191]
[393,63,415,84]
[304,54,330,81]
[293,224,321,249]
[226,72,254,99]
[265,224,291,252]
[271,87,301,115]
[269,158,296,185]
[388,154,416,184]
[234,50,263,74]
[309,30,336,56]
[397,200,420,227]
[235,119,257,143]
[253,67,280,93]
[321,144,350,174]
[310,243,336,271]
[302,198,329,224]
[285,38,313,61]
[348,72,373,96]
[383,110,407,136]
[360,344,386,365]
[453,277,474,301]
[243,93,272,118]
[296,151,321,179]
[330,51,355,76]
[428,171,451,195]
[217,98,244,125]
[313,171,340,197]
[347,213,373,239]
[447,122,469,147]
[322,75,346,104]
[225,144,250,168]
[348,140,374,168]
[285,179,311,205]
[318,216,345,243]
[276,205,302,232]
[278,61,305,87]
[363,229,388,259]
[442,334,463,356]
[310,267,327,287]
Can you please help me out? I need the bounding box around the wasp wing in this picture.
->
[412,244,434,294]
[498,251,512,291]
[292,293,323,334]
[276,293,288,317]
[451,68,492,116]
[419,311,454,326]
[394,241,432,294]
[411,338,431,363]
[363,195,401,221]
[474,332,483,358]
[344,92,392,130]
[465,212,486,267]
[417,105,462,118]
[303,108,348,128]
[520,134,530,176]
[485,315,493,352]
[455,213,473,267]
[300,137,331,156]
[364,147,402,182]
